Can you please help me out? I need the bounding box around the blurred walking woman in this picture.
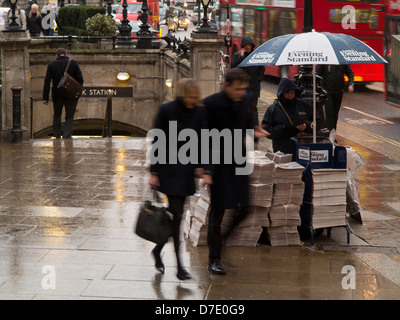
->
[27,4,42,37]
[148,78,207,280]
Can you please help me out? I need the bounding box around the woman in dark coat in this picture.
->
[26,3,42,37]
[148,78,206,280]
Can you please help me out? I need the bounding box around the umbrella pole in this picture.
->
[313,64,316,143]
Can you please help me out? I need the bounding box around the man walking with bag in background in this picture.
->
[43,48,84,139]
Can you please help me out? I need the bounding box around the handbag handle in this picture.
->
[278,100,294,126]
[64,59,72,75]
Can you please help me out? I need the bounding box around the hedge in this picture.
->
[57,5,106,36]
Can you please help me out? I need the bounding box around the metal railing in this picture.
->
[32,34,191,59]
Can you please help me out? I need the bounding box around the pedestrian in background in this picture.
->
[149,78,207,281]
[231,36,265,131]
[42,48,84,139]
[202,68,269,275]
[317,64,354,131]
[41,1,55,36]
[26,3,42,37]
[262,77,319,160]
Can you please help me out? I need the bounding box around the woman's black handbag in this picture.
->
[135,191,173,244]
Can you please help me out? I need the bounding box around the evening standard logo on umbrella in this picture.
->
[339,50,377,62]
[287,51,328,63]
[249,52,276,64]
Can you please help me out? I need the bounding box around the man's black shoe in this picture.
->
[208,261,226,275]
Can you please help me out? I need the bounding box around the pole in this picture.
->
[303,0,313,32]
[11,86,23,143]
[313,65,316,143]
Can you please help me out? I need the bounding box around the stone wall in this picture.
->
[29,47,190,138]
[0,31,221,141]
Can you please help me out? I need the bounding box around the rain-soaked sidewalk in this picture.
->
[1,133,400,300]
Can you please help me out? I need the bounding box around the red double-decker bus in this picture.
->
[384,0,400,107]
[219,0,386,83]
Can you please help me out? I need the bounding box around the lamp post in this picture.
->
[294,0,328,130]
[195,0,216,33]
[106,0,113,16]
[137,0,153,49]
[3,0,24,33]
[118,0,132,44]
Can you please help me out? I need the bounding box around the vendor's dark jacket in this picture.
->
[231,36,265,99]
[149,99,207,197]
[262,78,319,159]
[43,56,84,102]
[203,91,258,209]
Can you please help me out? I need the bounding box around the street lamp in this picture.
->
[118,0,132,44]
[137,0,153,49]
[106,0,113,16]
[3,0,24,33]
[195,0,216,33]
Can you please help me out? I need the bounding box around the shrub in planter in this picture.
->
[86,14,118,36]
[58,5,106,35]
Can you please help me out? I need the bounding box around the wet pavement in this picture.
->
[1,122,400,300]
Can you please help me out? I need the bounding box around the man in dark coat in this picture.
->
[43,48,84,139]
[262,77,320,160]
[202,68,269,275]
[316,64,354,131]
[231,36,265,127]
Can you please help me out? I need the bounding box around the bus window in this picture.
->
[244,8,255,38]
[255,9,267,47]
[231,8,243,37]
[269,9,278,38]
[329,8,378,29]
[279,10,297,35]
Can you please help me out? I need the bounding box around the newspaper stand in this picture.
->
[291,137,350,245]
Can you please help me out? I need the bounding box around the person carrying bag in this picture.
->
[42,48,84,139]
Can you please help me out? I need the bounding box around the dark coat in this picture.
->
[26,12,42,36]
[262,78,319,159]
[231,36,265,99]
[43,56,84,102]
[149,99,207,197]
[316,64,354,93]
[203,91,257,209]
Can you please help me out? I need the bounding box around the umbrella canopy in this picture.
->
[238,30,387,143]
[238,30,387,67]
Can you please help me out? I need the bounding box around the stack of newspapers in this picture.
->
[266,161,305,246]
[311,169,347,229]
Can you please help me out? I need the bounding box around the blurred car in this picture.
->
[159,5,167,23]
[191,5,212,26]
[0,7,10,31]
[167,8,190,32]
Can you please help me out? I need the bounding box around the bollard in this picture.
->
[11,86,23,143]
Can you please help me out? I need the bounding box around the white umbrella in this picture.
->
[239,29,388,143]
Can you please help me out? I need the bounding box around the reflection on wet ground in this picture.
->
[0,136,400,300]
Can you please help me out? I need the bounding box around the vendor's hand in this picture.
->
[254,126,270,138]
[348,84,354,93]
[240,48,246,57]
[296,123,307,131]
[148,173,160,189]
[43,100,48,105]
[201,174,213,186]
